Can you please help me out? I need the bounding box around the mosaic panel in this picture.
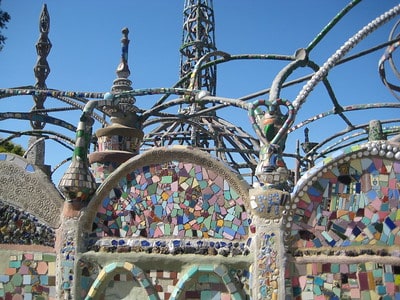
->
[0,252,56,299]
[0,201,55,246]
[92,161,249,240]
[291,157,400,250]
[287,261,400,299]
[78,258,250,300]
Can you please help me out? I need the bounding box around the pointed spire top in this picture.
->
[39,4,50,34]
[116,27,131,79]
[34,4,52,89]
[111,28,133,96]
[31,3,52,130]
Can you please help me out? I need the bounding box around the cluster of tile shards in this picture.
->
[0,201,55,246]
[0,252,56,299]
[92,161,249,240]
[291,157,400,250]
[90,161,118,183]
[59,228,77,297]
[257,232,279,299]
[96,135,141,152]
[86,237,251,257]
[287,262,400,299]
[179,272,230,300]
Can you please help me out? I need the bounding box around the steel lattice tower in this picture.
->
[180,0,217,94]
[142,0,260,179]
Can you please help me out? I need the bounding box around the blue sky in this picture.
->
[1,0,400,184]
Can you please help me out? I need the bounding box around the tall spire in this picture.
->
[111,27,136,112]
[26,4,52,174]
[34,4,51,92]
[180,0,217,95]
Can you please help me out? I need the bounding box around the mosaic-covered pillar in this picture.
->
[248,98,293,299]
[89,115,143,184]
[249,186,289,300]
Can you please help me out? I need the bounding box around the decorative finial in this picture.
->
[111,28,135,109]
[304,127,309,143]
[116,27,130,79]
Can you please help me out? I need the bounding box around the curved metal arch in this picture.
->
[0,112,77,132]
[143,116,220,140]
[152,53,295,108]
[0,90,109,126]
[293,3,400,112]
[22,135,74,159]
[289,102,400,133]
[0,129,75,147]
[51,95,109,126]
[142,95,250,120]
[311,119,400,159]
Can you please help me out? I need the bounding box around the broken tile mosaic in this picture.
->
[291,157,400,250]
[0,201,55,247]
[0,253,56,299]
[92,161,249,240]
[287,261,400,299]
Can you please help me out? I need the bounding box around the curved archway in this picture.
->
[170,264,245,300]
[85,262,159,300]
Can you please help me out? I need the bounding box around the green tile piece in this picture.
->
[11,274,22,286]
[43,254,56,262]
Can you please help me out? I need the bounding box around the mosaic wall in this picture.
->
[0,201,55,247]
[290,155,400,250]
[0,252,56,299]
[287,262,400,299]
[91,161,249,240]
[78,260,249,300]
[286,142,400,298]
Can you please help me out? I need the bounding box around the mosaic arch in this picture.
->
[284,141,400,299]
[169,264,245,300]
[85,262,158,300]
[81,146,251,240]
